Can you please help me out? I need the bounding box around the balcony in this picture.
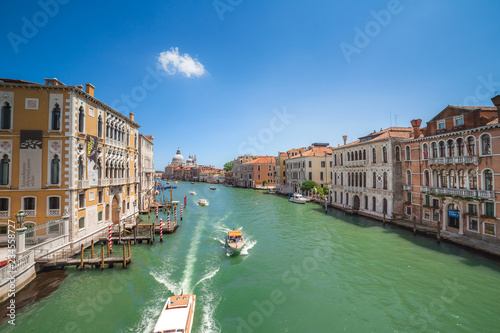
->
[0,211,9,218]
[420,186,430,193]
[98,179,110,187]
[345,160,367,167]
[47,209,60,216]
[428,156,477,165]
[403,184,413,191]
[431,187,495,200]
[78,180,90,189]
[345,186,364,192]
[112,178,125,186]
[25,210,35,217]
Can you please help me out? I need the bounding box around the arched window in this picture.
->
[440,170,448,188]
[481,134,491,155]
[432,170,439,187]
[456,138,464,157]
[51,103,61,131]
[447,139,455,157]
[105,204,110,221]
[406,170,412,185]
[438,141,446,157]
[78,106,84,133]
[334,154,337,166]
[449,169,456,188]
[383,172,388,190]
[122,200,126,213]
[363,172,366,188]
[372,172,377,188]
[424,170,430,186]
[484,170,493,191]
[405,146,410,161]
[372,148,377,164]
[0,154,10,185]
[363,149,366,160]
[458,170,465,189]
[98,116,103,138]
[365,196,368,209]
[346,193,349,205]
[334,172,337,185]
[372,197,376,212]
[78,157,85,180]
[355,172,359,187]
[383,199,388,214]
[382,146,388,163]
[431,142,438,158]
[469,170,477,190]
[1,102,12,130]
[50,154,60,185]
[467,137,475,156]
[347,152,350,161]
[422,144,429,160]
[347,172,351,186]
[340,172,343,185]
[340,153,343,165]
[355,151,358,161]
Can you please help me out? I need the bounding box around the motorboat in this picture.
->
[198,199,208,206]
[191,182,195,184]
[226,231,245,254]
[209,186,216,190]
[153,294,196,333]
[190,191,197,195]
[290,193,307,204]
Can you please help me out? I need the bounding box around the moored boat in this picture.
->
[209,186,216,190]
[225,230,245,254]
[190,191,197,195]
[153,294,196,333]
[198,199,208,206]
[290,193,307,204]
[191,182,195,184]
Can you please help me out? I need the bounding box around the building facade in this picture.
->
[329,128,411,220]
[0,78,140,246]
[240,157,276,188]
[138,134,154,212]
[403,101,500,244]
[286,145,332,194]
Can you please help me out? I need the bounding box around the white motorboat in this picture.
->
[209,186,217,190]
[225,231,245,255]
[190,191,197,195]
[290,193,307,204]
[153,294,196,333]
[198,199,208,206]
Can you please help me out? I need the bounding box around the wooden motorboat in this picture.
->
[153,294,196,333]
[225,230,245,254]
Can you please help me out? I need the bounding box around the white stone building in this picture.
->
[138,134,154,211]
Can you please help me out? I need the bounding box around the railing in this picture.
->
[428,156,478,165]
[345,186,364,192]
[47,209,60,216]
[78,180,90,189]
[403,184,412,191]
[0,211,9,218]
[0,251,34,283]
[24,210,35,217]
[98,179,110,186]
[111,178,125,185]
[345,160,367,167]
[420,186,430,193]
[430,187,495,200]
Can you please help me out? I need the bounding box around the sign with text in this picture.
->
[19,130,42,189]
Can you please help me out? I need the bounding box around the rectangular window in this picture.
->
[79,193,85,209]
[127,186,130,196]
[320,172,324,181]
[484,222,495,235]
[485,202,495,217]
[425,195,430,206]
[269,165,271,171]
[454,116,464,126]
[407,192,412,204]
[308,172,312,180]
[468,217,478,232]
[433,211,440,222]
[0,198,8,213]
[433,199,439,208]
[329,161,332,167]
[49,197,59,209]
[258,165,260,171]
[23,197,35,210]
[321,161,325,168]
[406,206,411,215]
[468,204,477,215]
[424,210,430,220]
[437,120,445,129]
[98,211,103,223]
[98,190,103,203]
[308,161,312,168]
[78,217,85,229]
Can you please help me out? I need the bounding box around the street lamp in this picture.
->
[15,210,26,228]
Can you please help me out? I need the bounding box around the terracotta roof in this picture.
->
[428,105,497,122]
[0,78,40,85]
[333,127,412,149]
[243,157,276,164]
[487,116,499,126]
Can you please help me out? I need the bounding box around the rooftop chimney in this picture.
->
[410,119,422,139]
[129,112,135,122]
[492,95,500,120]
[76,85,84,90]
[44,78,65,86]
[342,135,347,145]
[85,83,95,97]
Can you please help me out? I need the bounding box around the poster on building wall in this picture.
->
[19,130,42,190]
[87,135,98,187]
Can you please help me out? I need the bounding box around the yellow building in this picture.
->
[0,78,140,245]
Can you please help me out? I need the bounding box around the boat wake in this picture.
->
[150,270,181,295]
[180,217,205,294]
[193,267,219,289]
[129,299,160,333]
[241,239,257,255]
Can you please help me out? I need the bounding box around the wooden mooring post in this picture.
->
[91,240,94,259]
[80,244,84,269]
[134,225,137,244]
[437,220,441,244]
[127,241,131,257]
[101,244,105,269]
[383,213,386,227]
[123,245,127,268]
[412,216,417,236]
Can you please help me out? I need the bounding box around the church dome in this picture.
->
[186,155,194,165]
[172,148,185,166]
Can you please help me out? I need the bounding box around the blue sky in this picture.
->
[2,0,500,168]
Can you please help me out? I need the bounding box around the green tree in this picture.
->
[322,185,329,196]
[262,180,267,186]
[224,161,232,171]
[300,180,318,192]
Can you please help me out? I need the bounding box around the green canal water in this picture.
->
[3,182,500,332]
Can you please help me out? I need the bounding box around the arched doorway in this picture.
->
[353,195,360,211]
[111,195,119,225]
[447,203,460,230]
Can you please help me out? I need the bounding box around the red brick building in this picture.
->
[403,96,500,244]
[241,157,276,188]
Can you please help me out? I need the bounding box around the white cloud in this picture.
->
[157,47,206,78]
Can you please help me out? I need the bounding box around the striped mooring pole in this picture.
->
[108,224,112,252]
[180,204,183,221]
[175,207,177,224]
[159,218,163,242]
[156,202,159,218]
[167,213,170,231]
